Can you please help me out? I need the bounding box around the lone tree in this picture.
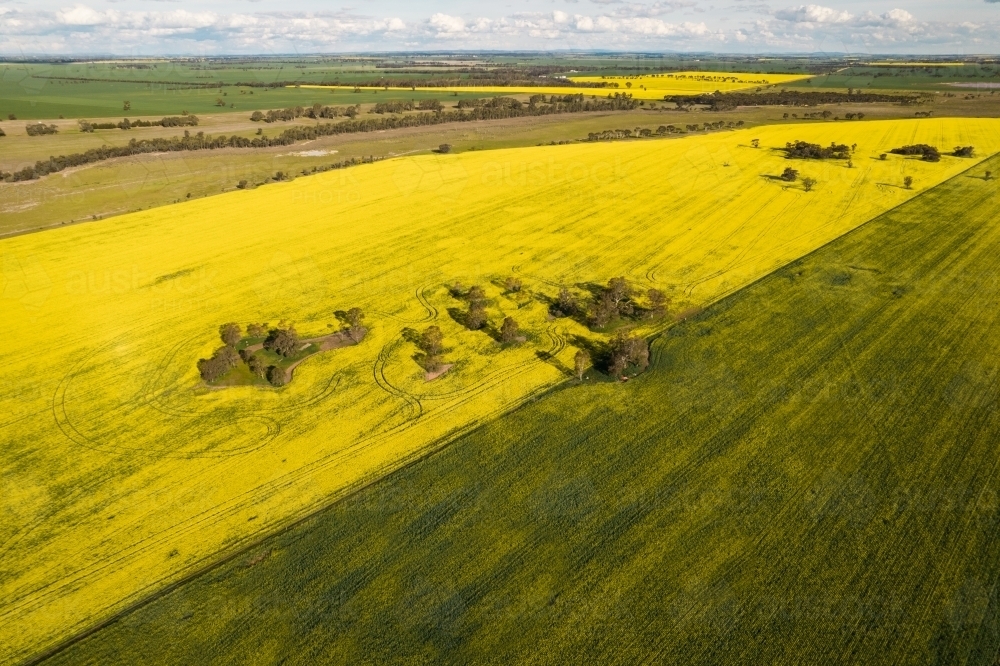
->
[345,307,365,342]
[266,365,287,387]
[751,138,760,148]
[504,276,522,293]
[781,167,799,182]
[246,322,268,338]
[438,143,451,153]
[466,285,486,303]
[197,345,240,382]
[606,277,633,312]
[802,177,817,192]
[418,325,444,371]
[557,286,577,315]
[465,285,487,330]
[466,301,487,330]
[419,325,443,357]
[904,176,914,190]
[592,277,634,328]
[500,317,520,344]
[986,171,993,181]
[219,322,242,347]
[246,353,268,379]
[647,288,668,319]
[123,101,131,111]
[608,331,650,379]
[574,349,590,381]
[880,153,888,161]
[263,326,300,357]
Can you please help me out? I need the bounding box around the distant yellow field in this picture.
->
[568,71,812,94]
[2,118,999,663]
[295,71,809,100]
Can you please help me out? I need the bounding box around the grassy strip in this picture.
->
[39,156,1000,664]
[1,96,640,182]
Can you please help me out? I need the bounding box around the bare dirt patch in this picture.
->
[425,364,454,382]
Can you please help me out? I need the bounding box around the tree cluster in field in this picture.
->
[250,104,361,122]
[2,97,641,183]
[196,321,298,386]
[953,146,976,158]
[890,144,942,162]
[78,116,199,132]
[199,311,365,387]
[25,123,58,136]
[783,140,851,160]
[778,167,818,190]
[549,277,668,330]
[665,90,920,111]
[417,276,657,382]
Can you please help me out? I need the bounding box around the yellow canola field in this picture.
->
[295,71,809,100]
[568,71,812,94]
[2,118,999,663]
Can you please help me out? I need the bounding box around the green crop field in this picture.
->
[40,153,1000,665]
[789,64,1000,92]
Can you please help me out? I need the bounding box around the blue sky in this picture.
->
[1,0,998,55]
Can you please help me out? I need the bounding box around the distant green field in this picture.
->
[789,65,1000,92]
[42,154,1000,665]
[4,57,995,119]
[0,63,488,120]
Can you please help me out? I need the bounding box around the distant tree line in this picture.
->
[250,104,361,122]
[30,75,220,89]
[372,99,443,113]
[2,97,641,183]
[78,116,199,132]
[587,120,745,141]
[664,90,920,111]
[234,77,609,89]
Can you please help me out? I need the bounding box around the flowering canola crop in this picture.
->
[1,117,999,663]
[295,71,810,100]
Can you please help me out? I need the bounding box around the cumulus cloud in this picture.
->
[429,13,465,34]
[774,4,852,24]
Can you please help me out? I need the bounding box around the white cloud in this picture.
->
[429,13,465,33]
[56,4,108,25]
[774,4,853,24]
